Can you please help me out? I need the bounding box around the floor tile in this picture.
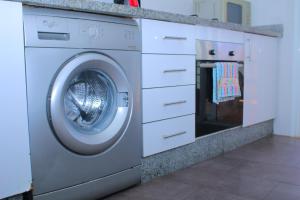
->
[166,163,276,200]
[105,177,194,200]
[263,183,300,200]
[106,136,300,200]
[224,139,300,168]
[182,187,256,200]
[191,156,243,172]
[228,160,300,186]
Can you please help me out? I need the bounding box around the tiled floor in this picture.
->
[105,135,300,200]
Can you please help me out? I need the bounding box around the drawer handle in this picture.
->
[164,100,187,106]
[163,36,188,40]
[163,131,187,139]
[163,69,187,73]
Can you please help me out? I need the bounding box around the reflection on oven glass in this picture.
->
[196,66,244,137]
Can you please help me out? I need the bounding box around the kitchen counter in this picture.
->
[11,0,283,37]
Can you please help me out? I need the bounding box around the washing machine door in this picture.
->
[49,52,132,155]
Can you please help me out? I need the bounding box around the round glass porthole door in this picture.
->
[49,52,131,155]
[64,70,117,133]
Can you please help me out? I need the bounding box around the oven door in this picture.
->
[196,62,244,137]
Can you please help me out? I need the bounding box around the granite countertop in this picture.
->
[12,0,283,37]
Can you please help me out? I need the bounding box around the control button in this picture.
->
[229,51,235,56]
[124,30,135,41]
[209,49,216,56]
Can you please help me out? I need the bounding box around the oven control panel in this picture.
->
[196,40,244,61]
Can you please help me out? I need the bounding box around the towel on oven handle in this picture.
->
[213,62,241,104]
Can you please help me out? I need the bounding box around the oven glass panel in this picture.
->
[196,63,244,137]
[227,2,243,24]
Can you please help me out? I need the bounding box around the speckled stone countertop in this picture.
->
[12,0,283,37]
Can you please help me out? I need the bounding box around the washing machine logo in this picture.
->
[42,19,56,28]
[88,26,104,40]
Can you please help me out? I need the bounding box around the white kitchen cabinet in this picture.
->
[243,33,278,127]
[143,115,195,157]
[141,19,195,54]
[143,85,195,123]
[141,19,196,157]
[142,54,195,88]
[0,1,32,199]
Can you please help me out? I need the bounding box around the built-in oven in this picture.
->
[196,40,244,137]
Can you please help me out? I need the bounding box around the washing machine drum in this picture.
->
[48,52,131,155]
[65,71,116,131]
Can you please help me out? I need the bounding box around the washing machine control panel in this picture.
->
[88,26,103,40]
[23,15,140,51]
[79,24,104,40]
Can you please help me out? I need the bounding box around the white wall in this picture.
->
[249,0,300,137]
[141,0,194,15]
[290,0,300,137]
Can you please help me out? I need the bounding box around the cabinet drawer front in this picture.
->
[143,115,195,157]
[142,54,195,88]
[141,19,195,54]
[143,85,195,123]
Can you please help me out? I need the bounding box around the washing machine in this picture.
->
[23,7,141,200]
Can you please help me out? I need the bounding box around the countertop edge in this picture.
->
[10,0,283,38]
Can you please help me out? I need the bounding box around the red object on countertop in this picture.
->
[129,0,139,7]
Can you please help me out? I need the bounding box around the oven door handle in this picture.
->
[198,63,244,68]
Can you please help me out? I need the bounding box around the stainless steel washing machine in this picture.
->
[23,7,141,200]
